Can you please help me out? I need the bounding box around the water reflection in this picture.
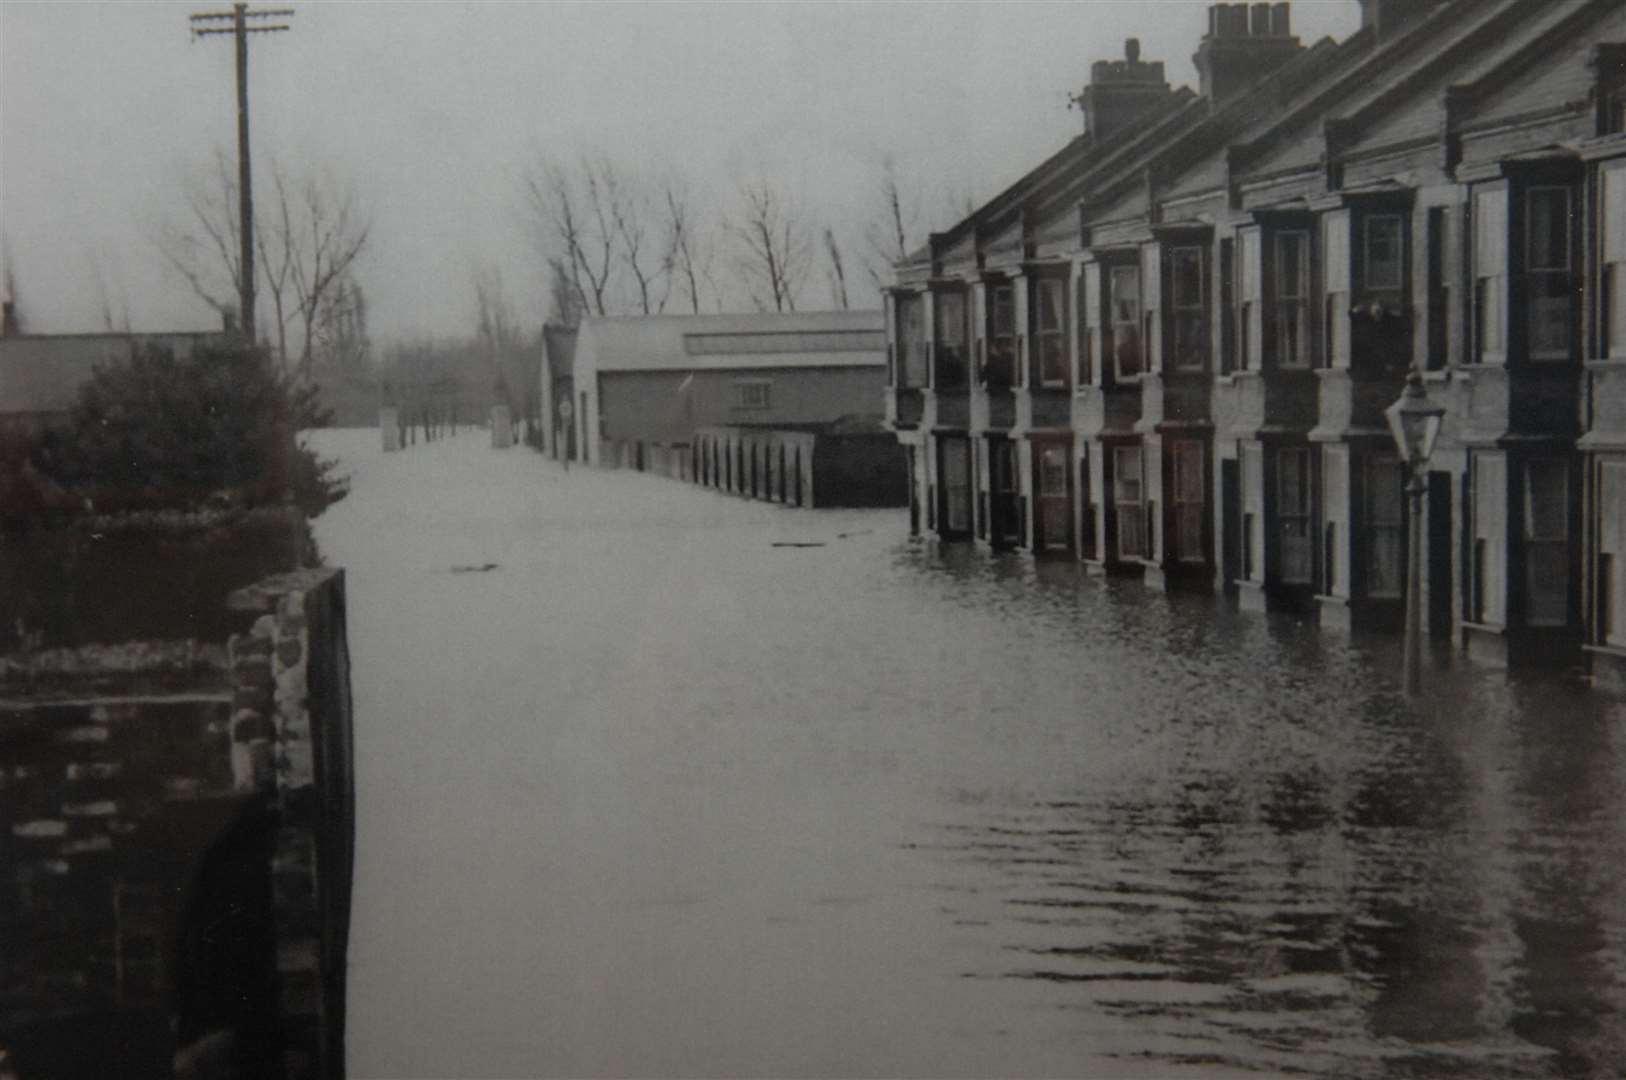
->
[897,543,1626,1079]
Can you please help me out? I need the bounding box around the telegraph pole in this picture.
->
[189,4,293,345]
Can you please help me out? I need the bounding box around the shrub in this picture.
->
[31,341,348,518]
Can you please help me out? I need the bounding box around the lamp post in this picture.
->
[1385,369,1446,696]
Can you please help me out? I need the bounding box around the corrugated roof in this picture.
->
[577,311,884,374]
[0,332,226,415]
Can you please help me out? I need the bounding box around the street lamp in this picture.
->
[1385,369,1446,696]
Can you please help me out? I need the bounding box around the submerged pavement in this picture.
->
[310,428,1626,1079]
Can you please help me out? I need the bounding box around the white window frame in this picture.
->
[1114,444,1146,559]
[1169,246,1207,372]
[1274,230,1310,370]
[1110,264,1143,380]
[1526,186,1574,361]
[1035,277,1068,387]
[1363,214,1405,292]
[1525,458,1570,627]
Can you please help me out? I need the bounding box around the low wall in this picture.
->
[0,568,353,1080]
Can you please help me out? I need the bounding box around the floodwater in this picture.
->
[308,429,1626,1079]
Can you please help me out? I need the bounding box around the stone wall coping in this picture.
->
[0,639,229,693]
[228,567,344,614]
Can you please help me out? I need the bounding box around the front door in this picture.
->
[1035,442,1072,553]
[990,438,1021,548]
[939,437,973,538]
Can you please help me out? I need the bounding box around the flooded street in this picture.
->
[310,429,1626,1079]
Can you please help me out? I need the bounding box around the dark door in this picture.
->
[1222,458,1241,590]
[990,439,1020,548]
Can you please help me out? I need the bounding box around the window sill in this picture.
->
[1460,620,1507,636]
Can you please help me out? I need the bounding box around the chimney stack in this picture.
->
[1193,2,1302,105]
[1075,38,1175,141]
[1357,0,1446,42]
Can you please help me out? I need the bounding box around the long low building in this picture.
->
[569,310,889,471]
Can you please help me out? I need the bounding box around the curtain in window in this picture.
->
[1278,447,1313,584]
[1473,453,1507,624]
[1605,165,1625,359]
[1115,445,1146,559]
[1365,458,1404,599]
[1525,459,1569,627]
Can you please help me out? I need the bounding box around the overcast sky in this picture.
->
[0,1,1360,344]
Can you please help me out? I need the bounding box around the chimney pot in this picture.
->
[1272,2,1290,35]
[1251,2,1271,35]
[1126,37,1140,63]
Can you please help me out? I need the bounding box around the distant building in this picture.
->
[0,331,228,437]
[572,310,889,470]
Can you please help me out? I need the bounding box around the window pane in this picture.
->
[937,291,965,346]
[1038,279,1061,331]
[1172,249,1203,310]
[1365,215,1404,290]
[1527,188,1570,272]
[1276,233,1306,300]
[1526,460,1567,542]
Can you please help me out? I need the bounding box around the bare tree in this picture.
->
[285,169,371,374]
[607,167,670,315]
[522,155,616,318]
[158,147,243,325]
[547,256,583,328]
[159,151,370,372]
[729,177,811,313]
[824,227,851,311]
[662,179,720,315]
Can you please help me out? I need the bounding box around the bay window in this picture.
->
[1278,447,1313,584]
[1364,215,1405,293]
[1365,457,1405,600]
[1114,445,1146,559]
[1035,277,1067,387]
[1169,247,1207,371]
[896,293,927,388]
[1274,231,1310,369]
[985,284,1016,387]
[1111,264,1143,379]
[1171,439,1205,563]
[1526,186,1574,360]
[1524,459,1569,626]
[936,289,968,388]
[1425,207,1453,371]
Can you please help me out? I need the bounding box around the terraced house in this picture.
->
[885,0,1626,676]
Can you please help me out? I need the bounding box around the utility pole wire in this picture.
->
[188,3,293,345]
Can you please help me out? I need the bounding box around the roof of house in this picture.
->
[576,311,885,374]
[0,332,227,415]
